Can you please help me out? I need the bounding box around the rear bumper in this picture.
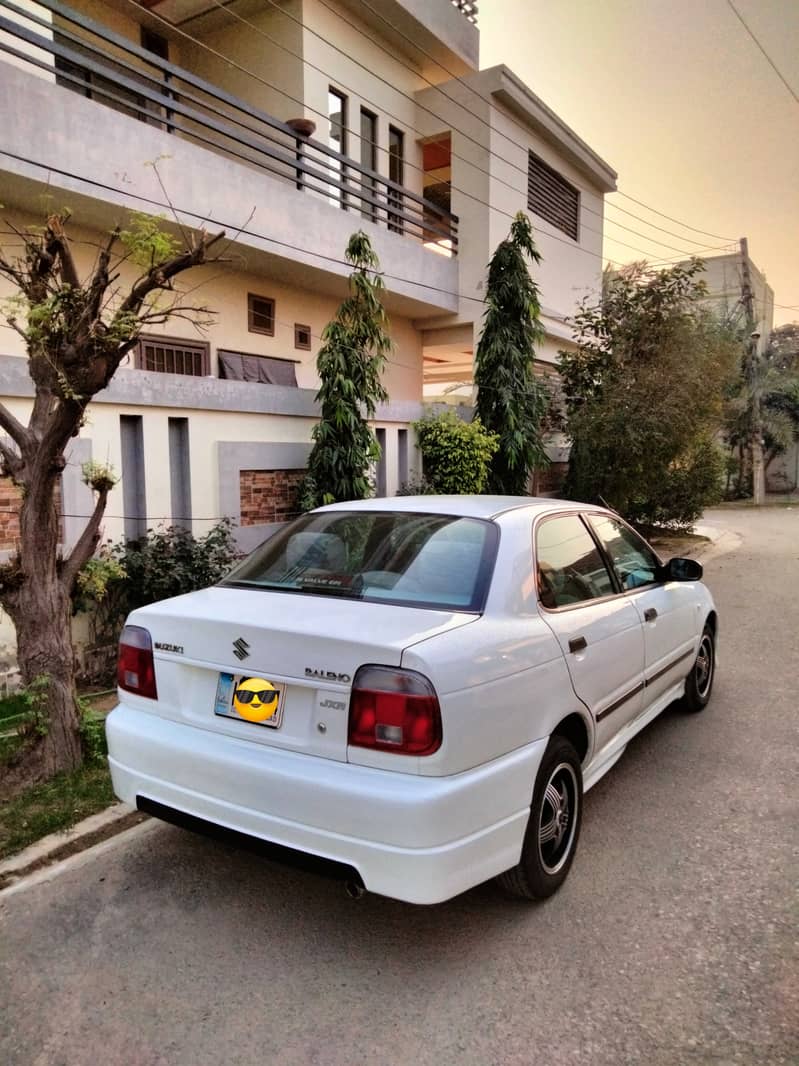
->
[106,704,547,904]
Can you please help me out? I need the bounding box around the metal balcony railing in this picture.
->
[452,0,478,25]
[0,0,458,252]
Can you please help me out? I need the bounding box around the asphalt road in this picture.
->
[1,506,797,1066]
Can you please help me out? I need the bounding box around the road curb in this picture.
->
[691,524,743,563]
[0,802,148,891]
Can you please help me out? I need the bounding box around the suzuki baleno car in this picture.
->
[106,497,717,904]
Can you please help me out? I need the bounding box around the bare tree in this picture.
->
[0,209,225,791]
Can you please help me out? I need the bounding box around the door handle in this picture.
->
[644,608,658,622]
[569,636,587,654]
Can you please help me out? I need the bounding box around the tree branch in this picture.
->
[0,438,24,481]
[60,485,110,593]
[0,250,30,296]
[118,230,226,316]
[0,401,30,451]
[136,303,214,327]
[3,317,28,342]
[45,214,81,290]
[86,226,120,323]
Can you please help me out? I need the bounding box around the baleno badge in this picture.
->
[305,668,351,683]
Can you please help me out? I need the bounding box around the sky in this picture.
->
[480,0,799,327]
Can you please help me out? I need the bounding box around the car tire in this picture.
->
[497,735,583,901]
[681,624,715,713]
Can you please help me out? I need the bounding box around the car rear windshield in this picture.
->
[221,511,498,612]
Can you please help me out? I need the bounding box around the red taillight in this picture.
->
[348,666,441,756]
[117,625,158,700]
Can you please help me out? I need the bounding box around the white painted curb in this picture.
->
[0,802,137,880]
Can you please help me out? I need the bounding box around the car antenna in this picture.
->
[598,495,619,515]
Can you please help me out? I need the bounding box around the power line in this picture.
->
[6,0,736,269]
[116,0,728,263]
[135,0,730,260]
[244,0,731,257]
[345,0,738,245]
[0,148,739,340]
[726,0,799,107]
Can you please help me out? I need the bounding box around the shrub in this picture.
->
[412,411,499,495]
[559,260,739,526]
[628,436,725,532]
[396,474,437,496]
[78,705,108,766]
[109,519,237,613]
[75,520,238,683]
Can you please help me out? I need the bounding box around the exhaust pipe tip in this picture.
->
[344,880,366,900]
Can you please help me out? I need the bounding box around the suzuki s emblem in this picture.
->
[232,637,251,661]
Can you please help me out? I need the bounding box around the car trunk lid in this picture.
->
[121,586,477,762]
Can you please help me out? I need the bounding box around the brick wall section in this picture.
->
[0,477,64,551]
[239,469,305,526]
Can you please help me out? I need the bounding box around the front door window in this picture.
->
[588,516,659,590]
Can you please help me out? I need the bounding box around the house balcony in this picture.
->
[0,0,460,316]
[336,0,479,74]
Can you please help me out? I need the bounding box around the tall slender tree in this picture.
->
[301,232,391,508]
[0,210,225,791]
[474,212,549,495]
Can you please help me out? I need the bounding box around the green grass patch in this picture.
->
[0,761,115,861]
[0,732,23,763]
[0,692,29,726]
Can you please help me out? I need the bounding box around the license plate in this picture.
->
[214,672,284,729]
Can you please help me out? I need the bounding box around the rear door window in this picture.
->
[535,515,617,609]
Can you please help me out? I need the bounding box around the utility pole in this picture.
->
[740,237,765,505]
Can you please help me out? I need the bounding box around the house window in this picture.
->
[328,87,348,209]
[388,126,405,233]
[294,324,312,351]
[135,336,209,376]
[360,108,378,222]
[248,294,275,336]
[218,351,298,387]
[527,151,580,240]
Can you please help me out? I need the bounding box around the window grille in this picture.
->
[527,151,580,240]
[136,336,209,376]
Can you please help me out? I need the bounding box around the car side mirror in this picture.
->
[660,557,703,582]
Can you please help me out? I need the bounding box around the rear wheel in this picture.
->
[497,736,583,900]
[681,624,715,712]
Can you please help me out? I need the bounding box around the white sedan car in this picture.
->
[106,496,717,904]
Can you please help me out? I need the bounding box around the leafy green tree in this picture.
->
[0,210,224,790]
[558,259,739,530]
[474,212,549,495]
[301,232,391,508]
[412,410,499,494]
[723,324,799,496]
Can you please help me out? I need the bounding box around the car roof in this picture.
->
[316,495,603,521]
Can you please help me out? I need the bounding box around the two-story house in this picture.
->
[0,0,616,565]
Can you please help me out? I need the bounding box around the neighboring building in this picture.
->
[0,0,616,673]
[691,246,775,356]
[684,247,797,492]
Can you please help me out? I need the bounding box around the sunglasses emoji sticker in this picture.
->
[232,677,280,723]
